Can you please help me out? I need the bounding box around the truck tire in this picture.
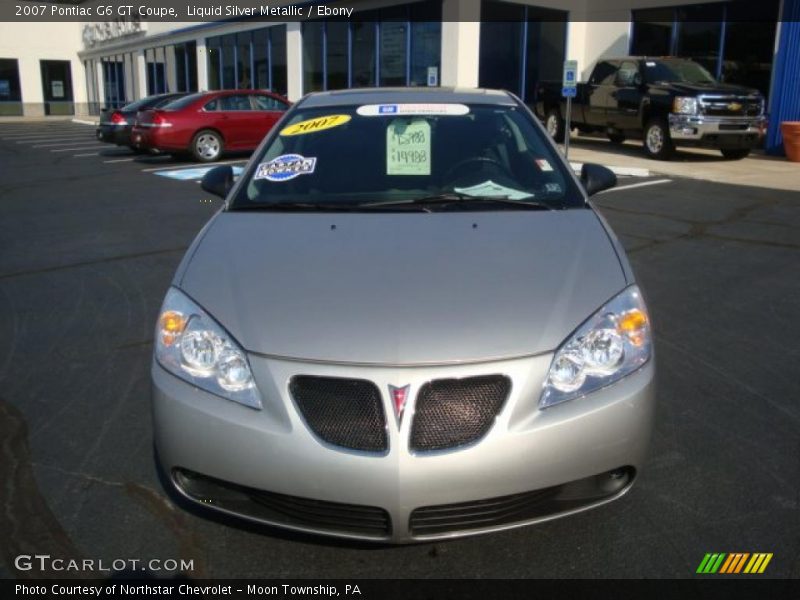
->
[608,132,626,145]
[545,108,566,143]
[643,119,675,160]
[191,130,224,162]
[720,148,750,160]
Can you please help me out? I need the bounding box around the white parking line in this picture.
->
[73,152,100,157]
[18,136,93,144]
[51,145,107,152]
[103,158,135,163]
[3,131,88,139]
[599,179,672,194]
[141,158,247,172]
[34,140,101,148]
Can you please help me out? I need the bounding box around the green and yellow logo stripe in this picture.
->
[696,553,773,574]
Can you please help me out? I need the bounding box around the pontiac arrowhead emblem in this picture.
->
[388,385,410,425]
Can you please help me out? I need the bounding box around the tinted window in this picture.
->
[252,95,288,111]
[616,61,640,86]
[590,61,619,85]
[163,92,206,110]
[219,95,253,111]
[232,103,582,210]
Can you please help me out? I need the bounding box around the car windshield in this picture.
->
[643,59,717,84]
[230,102,581,211]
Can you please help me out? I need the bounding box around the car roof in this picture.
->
[298,87,516,108]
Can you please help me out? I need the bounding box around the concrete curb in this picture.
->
[71,118,98,126]
[570,162,650,177]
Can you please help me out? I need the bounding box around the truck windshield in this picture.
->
[644,60,717,85]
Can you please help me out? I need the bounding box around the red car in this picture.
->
[131,90,290,162]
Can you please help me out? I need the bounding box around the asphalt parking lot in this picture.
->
[0,121,798,579]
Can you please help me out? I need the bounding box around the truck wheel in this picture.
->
[608,132,626,145]
[643,119,675,160]
[720,148,751,160]
[545,108,566,143]
[191,130,223,162]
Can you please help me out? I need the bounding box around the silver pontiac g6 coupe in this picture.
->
[151,88,656,543]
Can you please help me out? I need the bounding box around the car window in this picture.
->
[204,99,219,111]
[252,94,289,111]
[230,103,583,211]
[591,61,619,85]
[162,92,206,110]
[615,61,640,87]
[219,95,254,111]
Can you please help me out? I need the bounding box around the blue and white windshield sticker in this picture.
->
[254,154,317,182]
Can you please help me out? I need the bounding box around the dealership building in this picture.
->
[0,0,798,152]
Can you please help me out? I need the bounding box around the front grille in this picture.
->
[700,97,762,117]
[409,467,636,537]
[410,488,559,536]
[410,375,511,452]
[290,376,387,452]
[174,469,391,538]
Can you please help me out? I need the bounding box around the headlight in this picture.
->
[540,285,652,408]
[672,97,698,115]
[154,287,262,409]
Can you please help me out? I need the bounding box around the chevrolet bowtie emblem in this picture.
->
[728,102,742,112]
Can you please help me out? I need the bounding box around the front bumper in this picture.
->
[668,114,766,147]
[153,353,656,543]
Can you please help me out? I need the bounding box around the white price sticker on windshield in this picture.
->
[387,118,431,176]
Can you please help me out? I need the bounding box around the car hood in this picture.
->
[179,210,627,364]
[649,81,761,97]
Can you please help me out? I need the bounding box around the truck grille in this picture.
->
[410,375,511,452]
[290,376,388,452]
[699,96,762,117]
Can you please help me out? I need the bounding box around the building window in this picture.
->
[207,26,287,94]
[478,1,567,104]
[0,58,23,116]
[302,0,441,94]
[102,57,126,108]
[351,22,376,87]
[630,9,673,57]
[40,59,74,116]
[630,0,779,97]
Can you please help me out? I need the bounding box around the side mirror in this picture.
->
[201,165,234,199]
[580,163,617,197]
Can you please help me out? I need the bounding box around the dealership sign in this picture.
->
[82,19,146,47]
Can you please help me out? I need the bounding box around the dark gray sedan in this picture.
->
[151,88,656,543]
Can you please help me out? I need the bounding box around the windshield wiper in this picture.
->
[361,192,555,211]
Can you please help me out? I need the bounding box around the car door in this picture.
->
[214,94,257,149]
[608,60,644,131]
[248,93,290,145]
[585,60,619,127]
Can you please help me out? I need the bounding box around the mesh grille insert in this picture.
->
[290,376,387,452]
[410,375,511,452]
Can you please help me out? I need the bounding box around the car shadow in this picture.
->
[567,134,767,163]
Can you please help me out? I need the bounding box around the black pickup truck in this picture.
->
[535,57,766,160]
